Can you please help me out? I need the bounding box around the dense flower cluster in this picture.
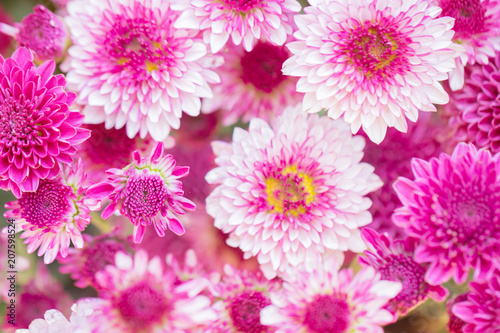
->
[2,0,500,331]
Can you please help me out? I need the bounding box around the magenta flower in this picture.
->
[436,0,500,90]
[445,52,500,154]
[0,47,89,198]
[87,142,196,244]
[393,143,500,285]
[65,0,220,142]
[58,232,132,289]
[90,250,216,332]
[452,273,500,332]
[207,264,281,332]
[0,5,69,61]
[447,293,469,333]
[202,39,303,125]
[4,159,99,264]
[172,0,301,53]
[260,258,402,333]
[206,105,382,278]
[283,0,464,143]
[359,228,448,319]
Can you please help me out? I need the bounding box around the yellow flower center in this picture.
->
[264,165,316,217]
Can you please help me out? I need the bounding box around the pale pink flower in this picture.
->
[4,160,99,264]
[393,143,500,285]
[202,39,303,125]
[172,0,301,53]
[206,104,382,278]
[64,0,220,141]
[436,0,500,90]
[260,258,402,333]
[283,0,464,143]
[90,250,217,332]
[0,47,89,198]
[87,142,196,244]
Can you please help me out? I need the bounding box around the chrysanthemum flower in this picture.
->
[361,112,443,239]
[202,39,303,125]
[452,273,500,332]
[359,228,448,319]
[393,143,500,285]
[444,52,500,154]
[0,5,69,62]
[206,104,382,278]
[172,0,301,53]
[65,0,220,142]
[16,298,103,333]
[0,47,89,198]
[283,0,464,143]
[435,0,500,90]
[206,264,281,333]
[90,250,216,332]
[87,142,196,244]
[447,293,469,333]
[4,159,99,264]
[58,232,133,289]
[260,258,401,332]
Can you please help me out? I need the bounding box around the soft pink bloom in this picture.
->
[206,264,281,333]
[452,273,500,332]
[260,258,402,333]
[359,228,449,319]
[64,0,220,142]
[393,143,500,285]
[206,104,382,278]
[172,0,301,53]
[4,160,99,264]
[58,232,133,289]
[202,38,303,125]
[0,5,69,62]
[0,4,14,56]
[444,52,500,154]
[16,298,103,333]
[0,47,89,198]
[361,112,443,239]
[436,0,500,90]
[283,0,464,143]
[87,142,196,244]
[89,250,217,332]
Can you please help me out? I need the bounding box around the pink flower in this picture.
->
[393,143,500,285]
[0,47,89,198]
[436,0,500,90]
[58,232,133,289]
[444,52,500,154]
[447,293,469,333]
[452,273,500,332]
[359,228,449,318]
[283,0,464,143]
[64,0,220,142]
[206,264,281,332]
[172,0,301,53]
[87,142,196,244]
[202,39,303,125]
[90,250,216,332]
[4,159,99,264]
[0,5,69,61]
[206,105,382,278]
[260,258,402,333]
